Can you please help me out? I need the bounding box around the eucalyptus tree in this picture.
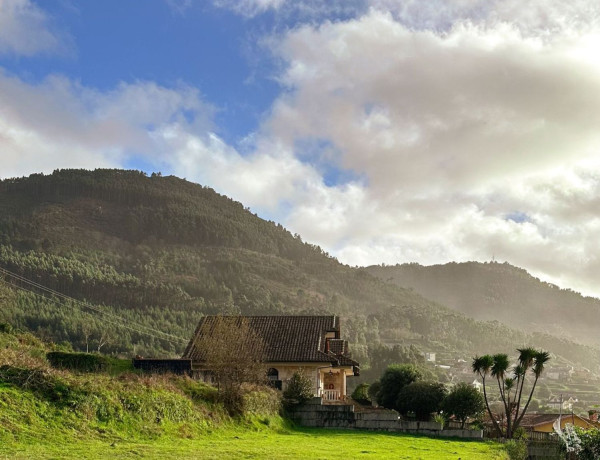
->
[472,348,550,438]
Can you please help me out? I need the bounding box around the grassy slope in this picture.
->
[0,330,507,460]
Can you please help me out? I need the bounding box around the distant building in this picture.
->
[424,352,436,362]
[547,395,578,412]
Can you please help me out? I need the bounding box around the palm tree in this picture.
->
[473,349,550,439]
[511,347,537,433]
[514,350,551,431]
[491,354,510,435]
[472,355,502,437]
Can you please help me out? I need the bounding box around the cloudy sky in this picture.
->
[2,0,600,297]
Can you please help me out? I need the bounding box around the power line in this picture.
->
[0,265,188,345]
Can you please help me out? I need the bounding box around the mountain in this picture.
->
[366,262,600,348]
[0,169,598,375]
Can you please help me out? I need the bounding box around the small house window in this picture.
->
[267,368,282,390]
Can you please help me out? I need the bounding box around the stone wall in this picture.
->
[290,398,483,439]
[527,442,563,460]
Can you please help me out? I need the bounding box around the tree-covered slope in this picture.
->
[366,262,600,348]
[0,169,598,373]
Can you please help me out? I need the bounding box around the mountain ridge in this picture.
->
[0,169,598,374]
[366,261,600,349]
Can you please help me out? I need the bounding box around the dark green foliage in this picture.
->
[46,352,108,373]
[442,382,485,428]
[504,439,528,460]
[0,169,596,374]
[367,261,600,352]
[573,427,600,460]
[367,380,380,405]
[395,381,447,421]
[283,372,313,408]
[350,383,370,404]
[362,343,424,382]
[377,364,421,411]
[0,322,12,334]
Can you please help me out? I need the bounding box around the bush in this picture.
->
[574,426,600,460]
[396,381,446,421]
[505,439,528,460]
[442,382,485,428]
[0,322,13,334]
[283,371,313,409]
[377,364,422,410]
[243,385,281,416]
[368,380,380,405]
[351,383,371,405]
[47,352,109,373]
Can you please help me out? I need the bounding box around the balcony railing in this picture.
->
[320,389,340,401]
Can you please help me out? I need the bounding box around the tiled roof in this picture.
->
[327,339,347,355]
[519,413,588,428]
[183,315,359,368]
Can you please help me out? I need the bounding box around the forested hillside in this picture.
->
[0,169,598,374]
[366,262,600,348]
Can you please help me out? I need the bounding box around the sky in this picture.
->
[1,0,600,298]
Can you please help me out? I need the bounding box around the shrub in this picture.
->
[283,371,313,409]
[244,385,281,415]
[46,352,108,373]
[573,426,600,460]
[504,439,528,460]
[396,381,446,421]
[351,383,371,405]
[442,382,485,428]
[368,380,380,405]
[377,364,422,411]
[0,322,13,334]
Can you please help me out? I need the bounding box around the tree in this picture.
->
[377,364,422,410]
[443,382,485,428]
[283,371,313,408]
[351,383,371,405]
[473,348,550,438]
[396,381,447,421]
[368,380,381,406]
[192,316,267,415]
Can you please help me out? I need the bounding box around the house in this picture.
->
[424,352,436,362]
[471,379,483,393]
[547,395,578,412]
[545,366,574,381]
[182,315,360,401]
[519,413,597,433]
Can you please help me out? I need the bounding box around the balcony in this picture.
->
[320,389,341,401]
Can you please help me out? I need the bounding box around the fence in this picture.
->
[320,389,341,401]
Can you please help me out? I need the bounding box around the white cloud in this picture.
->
[212,0,287,17]
[0,71,216,178]
[4,0,600,300]
[0,69,327,225]
[251,8,600,297]
[0,0,65,56]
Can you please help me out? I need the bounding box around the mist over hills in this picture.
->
[0,169,598,374]
[366,262,600,349]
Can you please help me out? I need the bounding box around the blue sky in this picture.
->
[3,1,279,145]
[2,0,600,297]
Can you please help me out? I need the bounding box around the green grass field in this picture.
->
[1,427,507,460]
[0,331,508,460]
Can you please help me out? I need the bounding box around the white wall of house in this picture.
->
[268,363,354,399]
